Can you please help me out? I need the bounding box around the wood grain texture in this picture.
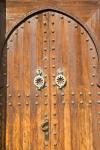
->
[4,10,100,150]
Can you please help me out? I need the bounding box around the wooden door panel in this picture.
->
[6,10,100,150]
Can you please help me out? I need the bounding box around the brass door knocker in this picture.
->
[34,68,45,90]
[55,68,67,89]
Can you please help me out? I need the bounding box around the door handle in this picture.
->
[41,117,49,142]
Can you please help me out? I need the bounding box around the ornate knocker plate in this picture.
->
[55,68,67,89]
[34,69,45,90]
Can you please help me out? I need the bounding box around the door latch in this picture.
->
[41,117,49,142]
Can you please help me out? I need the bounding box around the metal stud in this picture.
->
[92,74,95,77]
[44,22,47,25]
[93,65,96,68]
[35,94,39,97]
[44,31,47,34]
[44,101,48,105]
[86,39,89,42]
[43,57,48,61]
[35,101,39,105]
[52,13,55,16]
[52,39,55,42]
[97,92,100,95]
[52,22,54,25]
[80,101,84,104]
[52,57,55,60]
[75,25,78,28]
[26,94,30,97]
[35,16,38,19]
[88,92,92,96]
[62,101,65,104]
[26,102,29,105]
[61,16,64,19]
[98,121,100,125]
[71,101,75,104]
[90,48,93,50]
[80,92,83,96]
[53,101,56,105]
[6,84,9,88]
[18,94,21,97]
[3,73,7,76]
[61,93,64,96]
[68,20,71,23]
[90,83,94,86]
[96,100,100,104]
[0,103,2,106]
[52,74,55,77]
[44,75,47,78]
[92,56,95,59]
[8,94,12,97]
[52,48,55,50]
[53,93,56,96]
[0,94,2,97]
[88,100,92,104]
[52,83,56,86]
[52,30,55,33]
[52,65,55,68]
[44,66,47,69]
[44,94,48,97]
[81,31,84,35]
[8,102,12,106]
[18,102,21,106]
[97,112,100,115]
[44,40,47,43]
[53,132,57,135]
[28,20,31,23]
[54,143,57,146]
[43,13,46,16]
[71,92,75,96]
[53,113,56,116]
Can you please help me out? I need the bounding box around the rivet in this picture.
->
[90,47,93,50]
[61,16,64,19]
[44,66,47,69]
[96,100,100,104]
[15,32,18,35]
[54,123,57,126]
[88,92,92,96]
[44,113,48,117]
[53,93,56,96]
[18,94,21,97]
[44,40,47,43]
[71,101,75,104]
[90,83,94,86]
[43,13,46,16]
[92,74,95,77]
[35,16,38,19]
[97,112,100,115]
[6,84,9,88]
[35,101,39,105]
[86,39,89,42]
[44,48,47,51]
[26,94,30,97]
[53,132,57,135]
[62,101,65,104]
[75,25,78,28]
[8,102,12,106]
[92,56,95,59]
[98,121,100,125]
[52,30,55,33]
[44,75,47,78]
[80,92,83,96]
[52,57,55,60]
[54,143,57,146]
[52,39,55,42]
[53,113,56,116]
[26,102,29,105]
[53,101,56,105]
[52,83,56,86]
[44,31,47,34]
[71,92,75,96]
[28,20,30,23]
[44,22,47,25]
[80,101,84,104]
[52,74,55,77]
[81,31,84,34]
[21,26,24,29]
[44,101,48,105]
[61,93,64,96]
[0,94,2,97]
[18,102,21,106]
[3,64,6,66]
[52,13,55,16]
[68,20,71,23]
[35,94,39,97]
[43,57,48,61]
[88,100,92,104]
[52,22,54,25]
[10,39,13,42]
[97,92,100,95]
[93,65,96,68]
[7,47,9,50]
[45,142,48,146]
[44,94,48,97]
[52,65,55,68]
[8,94,12,97]
[52,48,55,50]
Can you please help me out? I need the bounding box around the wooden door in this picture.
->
[5,9,100,150]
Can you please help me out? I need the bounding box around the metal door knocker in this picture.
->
[55,68,67,89]
[34,68,45,90]
[41,116,49,142]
